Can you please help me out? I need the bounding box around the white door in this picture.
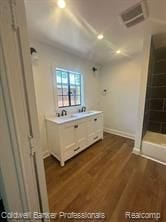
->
[0,52,24,214]
[0,0,49,217]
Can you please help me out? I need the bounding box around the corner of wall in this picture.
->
[134,34,152,151]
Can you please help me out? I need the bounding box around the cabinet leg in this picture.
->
[60,161,65,167]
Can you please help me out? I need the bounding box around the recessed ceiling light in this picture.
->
[97,34,104,40]
[116,50,121,54]
[57,0,66,9]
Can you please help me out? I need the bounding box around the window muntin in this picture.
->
[56,69,81,107]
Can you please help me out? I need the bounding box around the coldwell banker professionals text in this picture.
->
[1,211,106,220]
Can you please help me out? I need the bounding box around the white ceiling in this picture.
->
[25,0,166,65]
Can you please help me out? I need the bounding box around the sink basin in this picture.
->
[54,115,75,123]
[59,115,73,120]
[72,111,94,117]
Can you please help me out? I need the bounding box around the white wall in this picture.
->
[99,55,142,139]
[31,40,100,155]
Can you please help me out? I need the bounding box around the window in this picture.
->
[56,68,81,107]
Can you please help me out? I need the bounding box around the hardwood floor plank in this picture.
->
[44,133,166,222]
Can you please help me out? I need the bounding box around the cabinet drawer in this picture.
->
[93,115,103,128]
[64,147,75,161]
[96,131,103,140]
[64,146,81,161]
[88,132,102,145]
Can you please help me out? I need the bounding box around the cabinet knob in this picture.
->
[74,125,78,128]
[94,118,97,121]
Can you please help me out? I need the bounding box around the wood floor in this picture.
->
[44,133,166,222]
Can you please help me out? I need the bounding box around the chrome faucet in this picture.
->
[61,110,67,116]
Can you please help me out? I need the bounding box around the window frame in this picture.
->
[56,68,82,108]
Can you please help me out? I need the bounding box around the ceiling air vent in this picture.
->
[121,0,148,28]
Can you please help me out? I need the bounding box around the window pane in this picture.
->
[62,72,68,84]
[57,84,62,95]
[69,73,75,85]
[70,95,81,106]
[76,96,81,104]
[70,86,80,96]
[70,96,76,106]
[58,96,63,107]
[62,96,69,106]
[76,86,81,95]
[75,74,81,85]
[56,70,62,84]
[70,86,76,96]
[62,85,69,96]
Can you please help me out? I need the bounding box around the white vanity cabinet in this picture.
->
[46,112,103,166]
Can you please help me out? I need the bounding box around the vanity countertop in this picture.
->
[46,110,103,125]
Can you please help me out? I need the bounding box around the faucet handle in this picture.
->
[56,112,61,117]
[82,106,86,112]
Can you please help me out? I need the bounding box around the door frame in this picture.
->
[0,0,49,218]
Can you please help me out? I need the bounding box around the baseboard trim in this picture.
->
[137,153,166,166]
[43,150,50,159]
[104,127,135,140]
[132,147,166,166]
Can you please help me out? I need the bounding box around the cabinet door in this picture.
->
[94,115,103,135]
[76,119,88,151]
[61,122,77,151]
[88,118,96,138]
[88,114,103,145]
